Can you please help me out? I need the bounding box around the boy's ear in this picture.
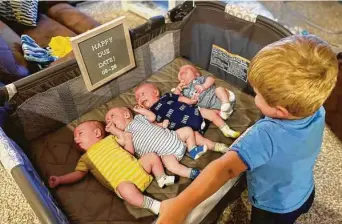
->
[154,89,160,97]
[94,128,102,138]
[195,72,201,77]
[124,111,131,119]
[275,106,290,118]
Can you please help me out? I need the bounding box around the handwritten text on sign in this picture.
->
[91,37,117,75]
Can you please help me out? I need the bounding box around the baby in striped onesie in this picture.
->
[173,65,236,120]
[49,120,175,215]
[105,106,211,180]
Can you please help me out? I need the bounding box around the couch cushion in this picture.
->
[22,14,76,48]
[47,3,100,35]
[0,21,29,83]
[0,36,29,83]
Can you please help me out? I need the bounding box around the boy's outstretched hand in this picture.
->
[157,198,188,224]
[49,176,60,188]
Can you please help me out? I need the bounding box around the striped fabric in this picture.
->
[75,135,153,192]
[126,115,186,160]
[0,0,38,26]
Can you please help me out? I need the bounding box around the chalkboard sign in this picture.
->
[71,16,135,91]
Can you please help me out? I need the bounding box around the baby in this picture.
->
[135,83,240,138]
[105,106,218,179]
[49,120,175,215]
[173,65,236,120]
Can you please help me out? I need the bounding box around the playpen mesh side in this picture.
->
[15,31,181,141]
[0,128,68,223]
[179,5,291,95]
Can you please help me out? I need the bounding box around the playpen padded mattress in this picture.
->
[28,58,261,223]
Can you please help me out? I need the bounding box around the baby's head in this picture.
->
[134,83,160,109]
[74,120,105,151]
[248,35,338,119]
[178,65,201,85]
[105,107,133,131]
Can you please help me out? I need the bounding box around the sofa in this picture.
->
[0,1,100,85]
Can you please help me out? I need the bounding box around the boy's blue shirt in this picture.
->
[231,106,325,213]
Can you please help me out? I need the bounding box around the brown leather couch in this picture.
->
[0,2,100,84]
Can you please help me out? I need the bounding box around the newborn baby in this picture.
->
[135,83,240,138]
[173,65,236,120]
[49,120,175,215]
[105,106,210,179]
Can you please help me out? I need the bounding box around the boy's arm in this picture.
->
[49,171,87,188]
[202,76,215,89]
[133,106,156,122]
[195,76,215,93]
[178,96,198,105]
[157,151,247,224]
[123,132,135,155]
[172,81,186,95]
[106,123,126,146]
[172,87,182,95]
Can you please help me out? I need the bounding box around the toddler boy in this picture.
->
[157,35,339,224]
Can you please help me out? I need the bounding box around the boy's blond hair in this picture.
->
[248,35,338,117]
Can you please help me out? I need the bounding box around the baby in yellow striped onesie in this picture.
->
[48,120,175,215]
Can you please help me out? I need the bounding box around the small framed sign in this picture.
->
[71,16,135,91]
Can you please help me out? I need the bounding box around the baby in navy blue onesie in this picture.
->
[134,83,240,139]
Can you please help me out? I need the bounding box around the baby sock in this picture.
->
[220,124,240,138]
[142,196,161,215]
[188,145,207,160]
[220,102,233,120]
[214,143,229,153]
[156,174,175,188]
[189,168,201,179]
[220,90,236,120]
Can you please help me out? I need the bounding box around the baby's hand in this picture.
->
[195,84,205,94]
[49,176,60,188]
[162,119,170,128]
[133,105,144,113]
[178,80,187,90]
[189,99,198,104]
[191,93,199,101]
[105,121,116,134]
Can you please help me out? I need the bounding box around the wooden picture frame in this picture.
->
[71,16,135,91]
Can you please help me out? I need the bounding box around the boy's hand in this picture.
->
[49,176,60,188]
[195,84,205,94]
[157,198,188,224]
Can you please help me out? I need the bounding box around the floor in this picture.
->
[261,1,342,52]
[1,1,341,224]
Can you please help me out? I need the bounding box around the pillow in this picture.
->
[0,0,38,27]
